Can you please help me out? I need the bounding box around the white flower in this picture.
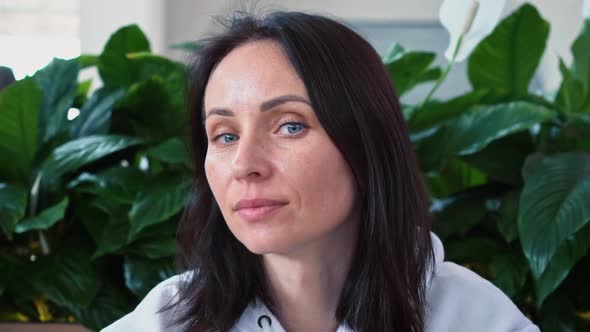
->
[439,0,506,62]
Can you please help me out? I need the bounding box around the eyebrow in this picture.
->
[204,94,311,120]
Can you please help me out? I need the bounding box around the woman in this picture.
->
[103,11,539,332]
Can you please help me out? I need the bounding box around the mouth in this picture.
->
[233,198,288,222]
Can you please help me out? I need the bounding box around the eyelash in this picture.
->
[211,120,308,144]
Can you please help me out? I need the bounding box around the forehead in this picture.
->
[204,40,308,108]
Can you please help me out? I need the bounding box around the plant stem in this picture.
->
[28,172,50,255]
[419,34,464,110]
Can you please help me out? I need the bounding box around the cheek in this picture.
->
[204,153,231,205]
[291,140,357,222]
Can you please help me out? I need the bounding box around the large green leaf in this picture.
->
[126,52,186,84]
[69,166,148,205]
[535,223,590,305]
[565,114,590,152]
[468,4,550,96]
[112,75,186,141]
[145,137,191,168]
[538,291,578,332]
[0,77,41,183]
[41,135,143,178]
[128,175,190,240]
[70,87,125,138]
[418,101,554,171]
[98,25,151,87]
[572,20,590,90]
[123,255,175,299]
[425,158,487,198]
[519,153,590,279]
[0,183,28,239]
[126,237,177,259]
[32,242,102,308]
[91,217,130,259]
[431,187,491,240]
[14,198,68,233]
[77,54,100,69]
[66,282,135,332]
[409,89,492,133]
[492,251,529,299]
[556,59,587,114]
[33,58,79,142]
[383,43,441,96]
[495,190,521,243]
[462,132,534,186]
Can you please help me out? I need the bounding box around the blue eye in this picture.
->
[216,133,239,144]
[279,122,305,135]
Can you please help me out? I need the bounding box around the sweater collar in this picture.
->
[232,233,444,332]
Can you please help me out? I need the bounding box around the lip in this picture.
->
[233,198,288,222]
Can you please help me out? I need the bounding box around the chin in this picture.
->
[240,235,298,255]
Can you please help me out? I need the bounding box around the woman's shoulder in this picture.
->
[100,272,189,332]
[426,234,539,332]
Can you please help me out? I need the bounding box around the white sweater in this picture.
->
[102,234,540,332]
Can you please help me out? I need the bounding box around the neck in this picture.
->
[262,216,360,332]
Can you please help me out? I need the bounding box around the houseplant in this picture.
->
[0,25,191,330]
[0,2,589,331]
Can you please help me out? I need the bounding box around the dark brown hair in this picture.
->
[172,10,434,332]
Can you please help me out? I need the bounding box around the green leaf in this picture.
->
[70,87,125,138]
[539,290,578,332]
[468,4,550,96]
[431,187,490,240]
[69,166,148,205]
[32,243,102,308]
[418,101,554,172]
[76,79,93,101]
[41,135,143,178]
[492,251,529,299]
[78,54,100,69]
[535,223,590,305]
[462,132,534,186]
[496,190,521,243]
[98,24,151,87]
[146,137,191,167]
[571,20,590,89]
[519,153,590,278]
[0,183,27,239]
[113,76,187,141]
[126,237,176,259]
[425,158,487,198]
[126,52,186,81]
[128,175,190,240]
[33,58,79,142]
[123,255,175,299]
[66,282,135,332]
[409,89,492,133]
[14,198,68,233]
[91,218,130,259]
[383,43,441,96]
[565,113,590,152]
[556,59,587,113]
[0,77,41,183]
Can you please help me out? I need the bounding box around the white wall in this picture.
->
[164,0,442,56]
[79,0,587,93]
[80,0,165,54]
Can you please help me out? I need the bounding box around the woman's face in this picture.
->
[203,40,359,255]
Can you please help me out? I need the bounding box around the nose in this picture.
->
[230,133,271,181]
